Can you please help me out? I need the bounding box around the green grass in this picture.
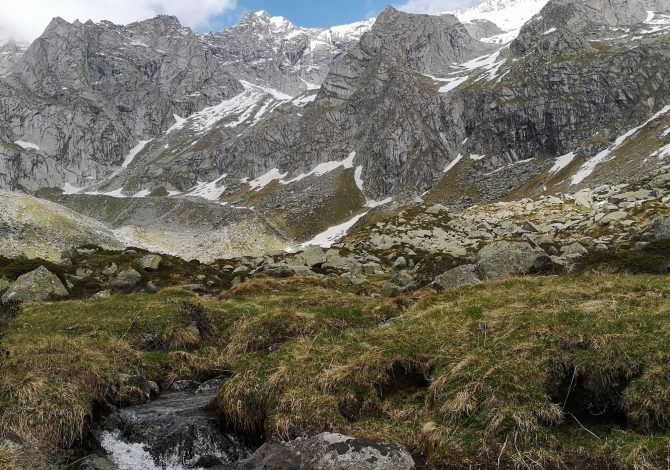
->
[1,274,670,467]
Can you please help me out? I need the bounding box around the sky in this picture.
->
[0,0,481,43]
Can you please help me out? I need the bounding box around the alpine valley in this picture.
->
[2,0,670,469]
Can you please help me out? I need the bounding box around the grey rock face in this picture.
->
[463,19,504,40]
[0,15,242,192]
[1,266,68,303]
[476,241,552,280]
[0,41,28,75]
[433,264,482,290]
[239,432,415,470]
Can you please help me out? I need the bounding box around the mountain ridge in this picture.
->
[2,0,670,254]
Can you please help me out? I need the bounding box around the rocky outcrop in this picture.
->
[1,266,68,303]
[240,432,415,470]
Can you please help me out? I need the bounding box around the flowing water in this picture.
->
[95,388,250,469]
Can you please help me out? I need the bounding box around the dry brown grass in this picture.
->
[215,274,670,468]
[0,336,141,447]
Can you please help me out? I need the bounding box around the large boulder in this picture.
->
[1,266,68,303]
[432,264,482,290]
[136,254,163,272]
[239,432,415,470]
[110,269,143,291]
[476,241,552,280]
[295,246,327,267]
[648,213,670,240]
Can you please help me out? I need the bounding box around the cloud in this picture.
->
[0,0,237,43]
[396,0,478,15]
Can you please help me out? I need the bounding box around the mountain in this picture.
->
[202,11,375,96]
[446,0,549,33]
[2,0,670,257]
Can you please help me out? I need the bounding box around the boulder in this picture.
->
[116,373,151,406]
[574,191,594,208]
[432,264,482,290]
[393,256,408,270]
[137,254,163,271]
[426,204,449,215]
[599,211,628,225]
[649,172,670,188]
[102,262,118,276]
[382,281,401,297]
[233,265,250,275]
[76,267,93,278]
[295,246,327,267]
[560,242,588,257]
[77,455,119,470]
[168,380,200,392]
[260,263,296,278]
[239,432,415,470]
[111,269,143,291]
[648,213,670,240]
[1,266,68,303]
[92,290,112,299]
[475,241,552,280]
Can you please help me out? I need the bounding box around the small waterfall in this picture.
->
[95,388,250,469]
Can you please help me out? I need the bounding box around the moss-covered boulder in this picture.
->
[1,266,68,303]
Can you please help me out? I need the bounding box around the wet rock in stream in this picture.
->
[96,389,249,469]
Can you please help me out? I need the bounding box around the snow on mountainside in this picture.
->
[446,0,549,32]
[201,11,375,96]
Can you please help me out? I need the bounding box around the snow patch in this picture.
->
[122,140,151,169]
[62,183,82,195]
[470,154,486,161]
[572,105,670,184]
[446,0,549,33]
[444,154,464,174]
[14,140,40,150]
[291,93,318,107]
[549,152,576,174]
[188,174,228,201]
[166,114,186,134]
[282,152,356,184]
[543,27,557,35]
[301,212,368,249]
[365,197,393,208]
[248,168,288,190]
[132,189,151,198]
[354,166,364,192]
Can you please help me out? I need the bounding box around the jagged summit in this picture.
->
[445,0,549,32]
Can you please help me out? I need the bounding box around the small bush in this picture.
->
[576,240,670,274]
[0,300,21,325]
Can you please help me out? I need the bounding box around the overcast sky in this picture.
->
[0,0,480,43]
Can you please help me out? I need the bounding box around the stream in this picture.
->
[94,385,251,469]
